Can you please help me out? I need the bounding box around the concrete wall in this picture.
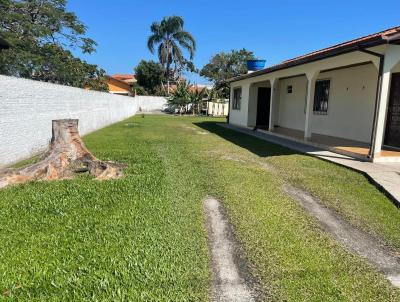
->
[136,95,167,112]
[275,64,377,142]
[0,75,167,167]
[311,63,377,142]
[229,82,250,127]
[278,76,307,131]
[393,62,400,73]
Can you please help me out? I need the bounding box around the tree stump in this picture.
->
[0,119,126,189]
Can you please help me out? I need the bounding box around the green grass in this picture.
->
[1,115,400,301]
[0,117,211,301]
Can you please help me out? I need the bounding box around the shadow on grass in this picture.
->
[194,121,296,158]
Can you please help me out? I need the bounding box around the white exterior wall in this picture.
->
[0,75,167,167]
[136,95,167,112]
[228,45,396,145]
[278,76,307,131]
[393,63,400,73]
[311,64,377,142]
[230,65,378,143]
[229,82,250,127]
[373,45,400,153]
[229,46,385,128]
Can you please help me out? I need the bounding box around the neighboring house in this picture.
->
[112,74,137,85]
[106,75,134,96]
[190,84,213,92]
[168,83,212,93]
[228,26,400,162]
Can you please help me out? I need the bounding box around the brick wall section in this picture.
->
[0,75,167,167]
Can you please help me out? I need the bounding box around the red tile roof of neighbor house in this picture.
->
[229,26,400,83]
[105,75,129,85]
[112,74,136,81]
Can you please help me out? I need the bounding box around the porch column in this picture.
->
[372,45,400,155]
[304,71,319,139]
[269,78,279,131]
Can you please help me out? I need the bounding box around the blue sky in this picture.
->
[68,0,399,84]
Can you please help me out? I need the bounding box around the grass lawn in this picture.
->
[1,115,400,301]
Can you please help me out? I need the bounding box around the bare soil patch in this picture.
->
[283,184,400,288]
[203,197,261,301]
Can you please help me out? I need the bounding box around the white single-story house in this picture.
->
[228,26,400,162]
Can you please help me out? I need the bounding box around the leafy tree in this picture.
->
[134,60,165,95]
[168,81,190,115]
[0,0,107,90]
[200,49,255,98]
[131,82,148,96]
[147,16,196,93]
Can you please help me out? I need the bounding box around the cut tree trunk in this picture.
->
[0,119,126,189]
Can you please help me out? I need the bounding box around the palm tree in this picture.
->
[168,81,190,115]
[188,87,207,115]
[147,16,196,94]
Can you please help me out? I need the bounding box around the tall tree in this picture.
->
[0,0,107,90]
[147,16,196,94]
[200,49,255,98]
[134,60,165,95]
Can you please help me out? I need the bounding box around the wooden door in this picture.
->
[384,73,400,148]
[256,87,271,129]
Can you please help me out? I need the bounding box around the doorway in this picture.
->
[256,87,271,129]
[384,73,400,148]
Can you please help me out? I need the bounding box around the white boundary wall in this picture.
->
[0,75,167,167]
[136,95,167,112]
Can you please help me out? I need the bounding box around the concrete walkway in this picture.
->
[220,124,400,207]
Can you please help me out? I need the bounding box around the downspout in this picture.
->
[358,48,385,160]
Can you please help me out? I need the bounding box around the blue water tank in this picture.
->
[247,60,266,72]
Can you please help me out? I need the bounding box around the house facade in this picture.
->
[107,76,134,96]
[228,27,400,162]
[112,74,137,86]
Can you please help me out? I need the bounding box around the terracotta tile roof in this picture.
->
[105,75,130,85]
[229,26,400,83]
[112,74,135,80]
[282,26,400,64]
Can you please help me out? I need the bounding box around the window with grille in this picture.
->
[313,80,330,114]
[232,87,242,110]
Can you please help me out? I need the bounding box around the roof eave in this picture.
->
[228,36,386,83]
[384,33,400,45]
[106,75,132,86]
